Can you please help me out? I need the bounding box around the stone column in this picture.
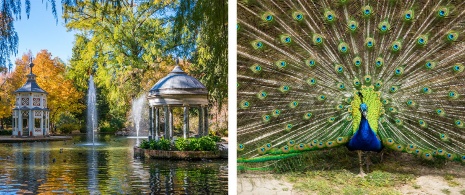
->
[46,112,50,135]
[198,106,203,137]
[203,106,208,136]
[41,111,44,136]
[164,106,168,139]
[183,105,189,139]
[29,110,33,136]
[155,107,159,141]
[12,112,15,135]
[18,111,22,137]
[169,106,173,140]
[149,106,153,141]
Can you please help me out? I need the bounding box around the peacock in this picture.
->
[237,0,465,175]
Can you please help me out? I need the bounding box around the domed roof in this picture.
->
[14,61,47,94]
[149,66,207,96]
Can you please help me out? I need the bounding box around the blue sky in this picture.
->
[10,1,75,68]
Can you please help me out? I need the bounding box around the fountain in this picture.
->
[87,75,98,145]
[128,95,146,145]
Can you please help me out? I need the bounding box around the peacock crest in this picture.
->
[237,0,465,172]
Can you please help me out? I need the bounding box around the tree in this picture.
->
[64,0,174,130]
[171,0,228,110]
[0,55,28,129]
[0,0,128,69]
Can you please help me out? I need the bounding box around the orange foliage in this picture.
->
[1,50,84,125]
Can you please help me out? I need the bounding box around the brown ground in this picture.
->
[237,151,465,195]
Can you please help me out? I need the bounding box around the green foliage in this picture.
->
[58,124,80,134]
[0,130,12,135]
[99,121,118,133]
[140,136,219,151]
[172,0,228,109]
[175,138,188,151]
[158,138,171,151]
[199,136,217,151]
[187,138,202,151]
[149,140,158,150]
[56,113,82,134]
[140,140,150,149]
[209,135,222,142]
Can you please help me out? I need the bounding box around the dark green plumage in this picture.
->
[237,0,465,172]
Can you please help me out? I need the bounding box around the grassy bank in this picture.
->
[238,147,465,194]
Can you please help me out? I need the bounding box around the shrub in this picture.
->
[187,138,202,151]
[149,140,159,150]
[58,124,79,134]
[0,130,12,135]
[175,138,188,151]
[199,136,217,151]
[159,138,171,150]
[140,140,150,149]
[140,136,220,151]
[209,135,222,142]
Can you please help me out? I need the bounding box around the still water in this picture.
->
[0,135,228,194]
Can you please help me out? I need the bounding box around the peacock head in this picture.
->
[360,103,368,118]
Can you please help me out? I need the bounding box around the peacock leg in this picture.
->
[380,150,384,163]
[357,150,366,177]
[365,152,372,173]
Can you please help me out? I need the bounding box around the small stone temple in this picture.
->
[12,59,50,137]
[147,65,209,141]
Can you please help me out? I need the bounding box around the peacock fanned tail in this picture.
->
[237,0,465,167]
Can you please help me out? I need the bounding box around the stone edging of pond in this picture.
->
[134,146,222,160]
[0,136,72,143]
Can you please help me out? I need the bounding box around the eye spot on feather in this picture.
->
[238,144,244,151]
[240,101,250,109]
[262,12,274,22]
[262,115,271,122]
[293,12,304,21]
[453,63,464,73]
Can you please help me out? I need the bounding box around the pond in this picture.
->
[0,135,228,194]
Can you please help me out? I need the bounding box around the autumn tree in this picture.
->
[0,55,28,129]
[6,50,84,132]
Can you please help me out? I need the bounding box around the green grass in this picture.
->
[239,147,465,194]
[441,188,451,195]
[288,170,410,195]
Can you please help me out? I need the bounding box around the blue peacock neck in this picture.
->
[347,103,383,152]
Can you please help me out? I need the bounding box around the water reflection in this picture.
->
[0,136,228,194]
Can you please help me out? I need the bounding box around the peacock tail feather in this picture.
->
[237,0,465,166]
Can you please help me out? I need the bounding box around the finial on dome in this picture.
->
[28,57,34,74]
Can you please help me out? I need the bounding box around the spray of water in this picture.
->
[87,75,98,145]
[131,95,146,144]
